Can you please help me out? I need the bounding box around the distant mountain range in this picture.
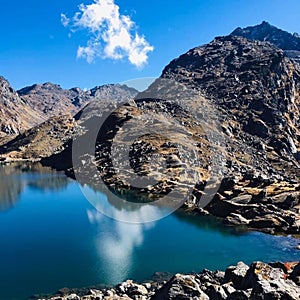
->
[0,78,138,137]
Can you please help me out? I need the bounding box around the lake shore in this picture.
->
[34,261,300,300]
[1,162,300,300]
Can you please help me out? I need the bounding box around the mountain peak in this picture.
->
[18,82,63,96]
[231,21,300,51]
[261,20,271,26]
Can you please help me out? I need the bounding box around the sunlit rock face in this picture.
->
[159,35,300,180]
[0,77,44,137]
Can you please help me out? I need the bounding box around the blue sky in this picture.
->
[1,0,300,90]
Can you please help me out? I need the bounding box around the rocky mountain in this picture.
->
[18,83,90,118]
[18,82,138,118]
[231,21,300,63]
[0,77,44,137]
[32,34,300,234]
[151,35,300,233]
[0,79,138,139]
[89,84,139,102]
[161,35,300,179]
[0,90,138,161]
[2,26,300,234]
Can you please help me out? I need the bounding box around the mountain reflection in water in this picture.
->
[0,163,69,211]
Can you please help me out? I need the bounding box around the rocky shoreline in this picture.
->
[33,261,300,300]
[185,175,300,236]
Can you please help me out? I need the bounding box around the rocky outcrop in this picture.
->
[231,21,300,51]
[0,115,76,160]
[145,35,300,233]
[161,35,300,179]
[35,261,300,300]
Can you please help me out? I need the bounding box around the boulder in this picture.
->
[152,274,209,299]
[242,261,285,289]
[242,262,300,299]
[117,280,148,296]
[227,289,251,300]
[204,283,227,299]
[225,213,250,225]
[248,214,289,230]
[225,262,249,289]
[290,262,300,285]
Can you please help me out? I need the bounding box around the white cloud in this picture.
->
[61,0,154,67]
[61,14,70,27]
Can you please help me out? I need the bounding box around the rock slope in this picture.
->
[0,77,44,137]
[0,84,138,159]
[144,35,300,234]
[0,115,76,160]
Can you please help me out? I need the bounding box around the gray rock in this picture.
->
[230,195,253,204]
[241,262,300,299]
[66,295,80,300]
[204,283,227,299]
[225,213,250,225]
[221,283,236,296]
[118,280,148,296]
[39,261,300,300]
[250,279,300,300]
[242,261,285,289]
[225,261,249,289]
[227,289,251,300]
[291,262,300,285]
[152,274,209,299]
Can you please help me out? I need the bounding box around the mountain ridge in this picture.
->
[0,79,138,137]
[231,21,300,63]
[231,21,300,51]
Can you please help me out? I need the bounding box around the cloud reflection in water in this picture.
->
[86,188,159,283]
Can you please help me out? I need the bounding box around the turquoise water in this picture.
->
[0,165,299,300]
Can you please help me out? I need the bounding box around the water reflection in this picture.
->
[0,165,299,300]
[81,182,174,223]
[0,163,69,211]
[0,173,23,210]
[86,188,158,283]
[90,209,155,283]
[83,188,248,285]
[173,210,249,237]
